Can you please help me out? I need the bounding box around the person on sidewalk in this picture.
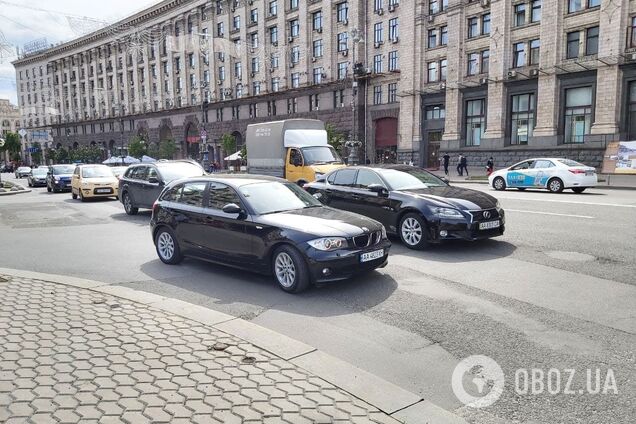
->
[486,157,494,176]
[442,153,450,176]
[460,155,469,177]
[457,154,464,176]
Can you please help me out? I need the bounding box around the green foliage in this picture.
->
[239,144,247,161]
[221,133,236,155]
[0,132,21,155]
[54,148,69,163]
[158,139,177,160]
[31,142,42,165]
[68,146,102,163]
[325,124,345,152]
[127,136,147,159]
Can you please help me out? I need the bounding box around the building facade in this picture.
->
[11,0,636,169]
[0,99,21,163]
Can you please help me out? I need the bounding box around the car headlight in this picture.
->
[432,207,464,219]
[54,176,60,182]
[81,182,91,188]
[496,200,501,210]
[307,237,348,251]
[381,225,387,239]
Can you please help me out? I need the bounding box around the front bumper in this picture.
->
[52,181,72,191]
[79,186,119,198]
[429,210,506,242]
[31,179,47,186]
[303,239,391,283]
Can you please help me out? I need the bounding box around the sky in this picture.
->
[0,0,161,104]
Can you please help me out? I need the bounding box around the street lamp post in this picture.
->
[349,28,364,165]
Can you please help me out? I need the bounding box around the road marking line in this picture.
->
[505,209,595,219]
[499,197,636,208]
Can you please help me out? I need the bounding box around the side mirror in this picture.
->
[148,176,160,184]
[368,184,388,196]
[222,203,242,214]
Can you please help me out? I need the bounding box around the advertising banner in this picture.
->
[602,141,636,174]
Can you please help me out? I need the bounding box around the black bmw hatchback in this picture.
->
[150,175,390,293]
[305,165,505,250]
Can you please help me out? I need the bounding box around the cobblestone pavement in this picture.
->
[0,275,400,423]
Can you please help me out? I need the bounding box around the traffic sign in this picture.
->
[0,138,5,147]
[18,129,27,137]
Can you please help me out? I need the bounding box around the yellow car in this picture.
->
[71,164,119,201]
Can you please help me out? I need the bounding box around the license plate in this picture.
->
[585,171,594,176]
[360,249,384,263]
[479,220,500,230]
[96,188,111,193]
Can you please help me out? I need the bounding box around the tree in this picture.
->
[158,139,177,159]
[127,136,147,159]
[0,132,21,158]
[55,148,69,164]
[221,133,236,156]
[325,124,345,153]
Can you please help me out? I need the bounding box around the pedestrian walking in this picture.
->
[457,154,464,176]
[460,155,469,177]
[442,153,450,176]
[486,156,494,176]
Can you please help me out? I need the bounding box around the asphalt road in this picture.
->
[1,173,634,423]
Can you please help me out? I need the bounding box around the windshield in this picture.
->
[239,181,322,215]
[82,166,115,178]
[52,165,76,175]
[18,167,31,172]
[301,146,342,165]
[32,168,48,176]
[378,168,447,190]
[157,163,204,182]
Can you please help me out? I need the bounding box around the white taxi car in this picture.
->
[71,164,119,201]
[488,158,597,193]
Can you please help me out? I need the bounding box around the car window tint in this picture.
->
[355,170,385,188]
[511,161,534,170]
[208,183,242,210]
[332,169,357,186]
[147,167,158,179]
[179,182,207,207]
[161,184,183,202]
[558,159,584,167]
[327,171,337,184]
[533,160,554,169]
[133,166,148,180]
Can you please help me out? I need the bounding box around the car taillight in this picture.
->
[568,169,586,174]
[152,201,160,213]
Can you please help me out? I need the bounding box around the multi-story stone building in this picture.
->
[0,99,21,163]
[12,0,636,169]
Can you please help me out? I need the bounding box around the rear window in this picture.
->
[558,159,585,167]
[157,163,204,182]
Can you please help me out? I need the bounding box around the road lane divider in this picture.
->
[504,209,595,219]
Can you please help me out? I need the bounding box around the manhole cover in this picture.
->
[545,251,596,262]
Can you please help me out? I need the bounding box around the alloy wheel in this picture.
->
[274,252,296,288]
[401,217,422,246]
[493,177,505,191]
[549,179,563,193]
[157,232,175,261]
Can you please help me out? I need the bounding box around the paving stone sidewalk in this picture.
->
[0,274,401,424]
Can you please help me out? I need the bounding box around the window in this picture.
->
[291,46,300,63]
[389,51,399,71]
[481,14,490,35]
[333,89,345,108]
[289,19,299,37]
[567,31,580,59]
[179,182,207,207]
[531,0,542,22]
[428,61,439,82]
[569,0,600,13]
[332,168,357,186]
[481,50,489,74]
[251,57,259,73]
[355,170,385,188]
[389,18,399,41]
[425,105,445,120]
[337,62,348,79]
[374,23,383,44]
[511,93,535,144]
[161,184,183,202]
[271,77,280,92]
[310,94,320,110]
[373,86,383,105]
[313,40,323,57]
[388,83,397,103]
[291,72,300,87]
[631,17,636,48]
[289,0,298,10]
[270,26,278,44]
[529,40,540,65]
[428,29,437,48]
[465,99,485,146]
[586,26,599,56]
[467,53,479,76]
[338,32,348,52]
[533,160,554,169]
[269,0,278,16]
[209,183,241,210]
[429,0,448,15]
[374,54,383,73]
[513,42,526,68]
[312,11,322,31]
[374,0,383,12]
[564,86,593,143]
[233,15,241,30]
[440,26,448,45]
[440,59,447,81]
[337,2,349,22]
[468,17,478,38]
[287,97,297,114]
[514,4,526,27]
[313,67,324,84]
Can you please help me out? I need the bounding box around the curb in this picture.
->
[0,267,468,424]
[0,188,32,196]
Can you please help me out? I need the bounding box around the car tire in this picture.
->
[72,190,77,200]
[154,227,183,265]
[28,181,32,187]
[548,178,564,193]
[79,191,86,202]
[399,213,429,250]
[272,245,310,293]
[493,177,506,191]
[122,192,138,215]
[572,187,586,194]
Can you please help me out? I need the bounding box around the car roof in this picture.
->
[338,164,427,172]
[177,174,286,187]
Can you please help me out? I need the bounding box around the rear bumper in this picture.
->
[304,240,391,283]
[566,175,597,188]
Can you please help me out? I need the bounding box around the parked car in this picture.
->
[46,164,76,192]
[488,158,597,193]
[150,175,390,293]
[27,167,48,187]
[119,160,205,215]
[14,166,31,178]
[71,164,120,201]
[305,165,505,250]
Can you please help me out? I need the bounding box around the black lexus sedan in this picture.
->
[305,165,505,250]
[150,175,390,293]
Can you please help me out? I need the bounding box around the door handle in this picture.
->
[351,194,361,200]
